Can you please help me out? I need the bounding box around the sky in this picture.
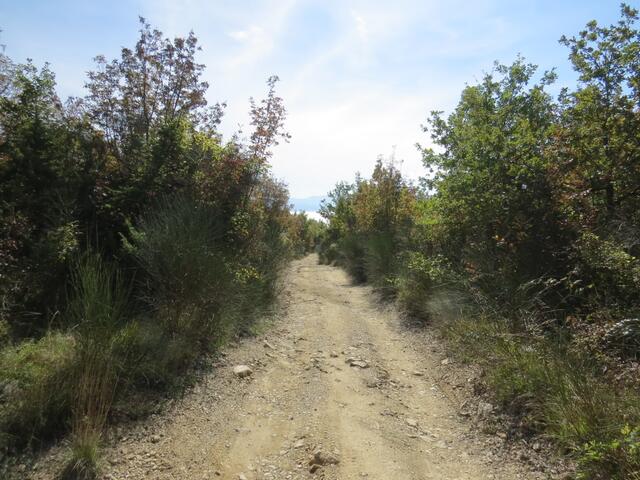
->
[0,0,631,198]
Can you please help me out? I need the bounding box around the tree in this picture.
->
[0,34,13,98]
[558,4,640,235]
[81,18,220,243]
[85,17,209,151]
[422,59,565,295]
[248,75,291,166]
[0,63,93,333]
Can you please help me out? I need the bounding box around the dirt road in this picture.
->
[93,255,546,479]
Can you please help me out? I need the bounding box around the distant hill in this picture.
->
[290,195,326,212]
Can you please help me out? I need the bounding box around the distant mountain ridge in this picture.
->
[290,195,326,212]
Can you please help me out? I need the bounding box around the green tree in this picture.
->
[83,17,218,241]
[422,59,565,299]
[0,63,90,333]
[558,4,640,236]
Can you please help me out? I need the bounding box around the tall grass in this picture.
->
[63,355,116,480]
[0,254,127,473]
[63,254,129,478]
[436,305,640,479]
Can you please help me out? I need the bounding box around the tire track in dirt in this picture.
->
[29,255,552,480]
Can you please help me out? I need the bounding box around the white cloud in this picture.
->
[134,0,524,198]
[228,25,263,42]
[351,10,368,40]
[270,85,461,197]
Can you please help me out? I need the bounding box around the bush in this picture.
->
[121,198,227,383]
[124,195,228,316]
[337,233,367,283]
[578,425,640,480]
[319,241,340,265]
[364,232,397,295]
[441,312,640,478]
[120,191,289,383]
[397,252,458,320]
[602,318,640,359]
[573,232,640,313]
[0,332,75,451]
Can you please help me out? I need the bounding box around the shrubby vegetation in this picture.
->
[0,19,318,478]
[319,5,640,478]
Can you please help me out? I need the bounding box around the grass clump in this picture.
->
[440,311,640,477]
[0,333,75,451]
[61,254,127,478]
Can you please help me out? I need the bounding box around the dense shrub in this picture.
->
[0,333,75,450]
[321,5,640,477]
[571,232,640,312]
[123,194,230,330]
[319,160,415,289]
[578,425,640,480]
[396,252,458,320]
[0,18,301,476]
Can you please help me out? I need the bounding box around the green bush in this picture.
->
[578,425,640,480]
[441,312,640,478]
[602,318,640,359]
[0,332,75,450]
[121,192,288,380]
[573,232,640,312]
[119,196,231,387]
[318,236,340,265]
[364,233,397,296]
[397,252,458,320]
[337,233,367,283]
[123,195,228,318]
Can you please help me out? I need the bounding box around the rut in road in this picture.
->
[96,255,539,480]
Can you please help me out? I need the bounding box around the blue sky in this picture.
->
[0,0,630,197]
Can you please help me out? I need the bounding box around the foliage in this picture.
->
[319,159,416,289]
[123,194,229,326]
[578,425,640,480]
[570,232,640,315]
[422,58,568,306]
[557,5,640,233]
[322,5,640,477]
[286,212,324,257]
[442,312,640,476]
[0,17,298,471]
[396,252,458,320]
[0,332,75,450]
[0,62,92,334]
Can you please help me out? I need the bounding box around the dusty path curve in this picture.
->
[92,256,545,480]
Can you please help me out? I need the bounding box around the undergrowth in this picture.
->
[435,305,640,479]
